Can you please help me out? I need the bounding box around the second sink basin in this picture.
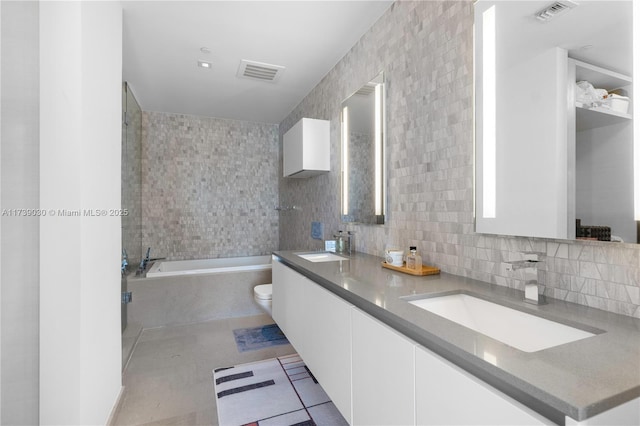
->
[296,252,348,262]
[408,293,597,352]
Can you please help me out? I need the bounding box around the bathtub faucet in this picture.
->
[121,249,129,276]
[137,247,151,275]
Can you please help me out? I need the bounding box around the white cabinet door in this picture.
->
[272,260,296,336]
[351,308,415,426]
[475,1,572,241]
[415,345,549,425]
[271,261,352,423]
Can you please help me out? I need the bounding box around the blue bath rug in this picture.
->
[233,323,290,352]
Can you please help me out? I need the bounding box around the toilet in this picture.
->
[253,284,272,315]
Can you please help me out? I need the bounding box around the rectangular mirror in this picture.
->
[341,72,386,224]
[475,0,636,243]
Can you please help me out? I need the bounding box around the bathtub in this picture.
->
[146,255,272,278]
[128,255,272,328]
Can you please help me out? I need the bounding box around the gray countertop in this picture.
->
[273,250,640,424]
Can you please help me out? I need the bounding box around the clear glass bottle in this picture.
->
[406,246,422,270]
[335,230,345,253]
[346,231,355,254]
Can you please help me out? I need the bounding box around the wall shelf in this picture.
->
[575,103,632,131]
[570,57,635,244]
[572,59,632,132]
[574,60,632,90]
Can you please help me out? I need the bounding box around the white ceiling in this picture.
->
[495,1,632,76]
[122,1,394,124]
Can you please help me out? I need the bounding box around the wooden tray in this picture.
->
[381,261,440,276]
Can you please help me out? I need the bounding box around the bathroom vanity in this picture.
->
[272,251,640,425]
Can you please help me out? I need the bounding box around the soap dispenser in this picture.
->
[406,246,422,270]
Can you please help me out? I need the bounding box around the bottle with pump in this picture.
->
[406,246,422,270]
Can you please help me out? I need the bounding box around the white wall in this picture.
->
[40,2,122,424]
[0,1,40,424]
[1,3,3,419]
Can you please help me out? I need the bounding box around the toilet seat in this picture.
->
[254,284,272,301]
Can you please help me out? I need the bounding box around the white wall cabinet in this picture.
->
[475,18,572,240]
[282,117,330,178]
[351,309,415,426]
[271,260,352,422]
[475,1,634,242]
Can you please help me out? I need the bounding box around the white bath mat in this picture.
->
[213,353,348,426]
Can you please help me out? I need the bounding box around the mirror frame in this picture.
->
[341,71,386,224]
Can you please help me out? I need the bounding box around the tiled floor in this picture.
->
[111,314,295,425]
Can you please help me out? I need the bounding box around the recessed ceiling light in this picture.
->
[200,47,211,54]
[197,60,212,69]
[580,45,594,50]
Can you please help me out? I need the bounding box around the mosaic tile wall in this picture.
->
[278,0,640,318]
[142,111,279,260]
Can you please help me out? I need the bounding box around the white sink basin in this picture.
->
[296,252,347,262]
[409,293,596,352]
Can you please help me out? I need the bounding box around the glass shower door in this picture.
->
[121,82,142,333]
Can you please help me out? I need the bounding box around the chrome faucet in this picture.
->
[505,252,546,305]
[137,247,151,276]
[121,249,129,276]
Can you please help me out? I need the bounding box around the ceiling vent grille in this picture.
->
[355,84,376,96]
[535,1,578,22]
[237,59,285,83]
